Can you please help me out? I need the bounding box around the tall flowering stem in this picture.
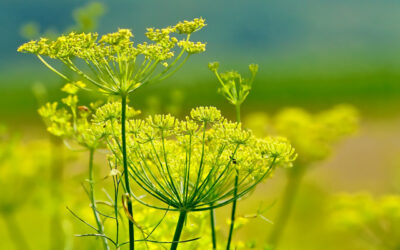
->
[226,103,241,250]
[120,94,135,249]
[208,62,259,249]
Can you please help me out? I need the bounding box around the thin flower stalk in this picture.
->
[88,149,110,250]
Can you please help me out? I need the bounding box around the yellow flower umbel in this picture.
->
[18,18,206,96]
[38,81,124,150]
[102,106,295,249]
[104,106,295,211]
[208,62,258,107]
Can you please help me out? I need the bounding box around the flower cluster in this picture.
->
[37,82,138,150]
[18,18,207,95]
[174,18,206,34]
[93,102,141,124]
[177,41,206,54]
[208,62,259,106]
[106,106,295,212]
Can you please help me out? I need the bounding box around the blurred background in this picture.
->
[1,0,400,249]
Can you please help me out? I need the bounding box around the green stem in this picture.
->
[3,213,30,250]
[235,104,241,123]
[267,167,305,249]
[226,104,241,250]
[121,95,135,250]
[210,207,217,249]
[226,174,238,250]
[37,55,70,81]
[88,149,110,250]
[113,176,120,247]
[171,211,187,250]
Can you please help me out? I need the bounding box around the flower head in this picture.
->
[38,87,141,150]
[18,18,207,95]
[108,107,295,212]
[190,106,222,123]
[208,63,259,106]
[174,18,206,34]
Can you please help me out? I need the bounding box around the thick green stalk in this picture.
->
[210,206,217,249]
[226,103,241,250]
[171,211,187,250]
[88,149,109,250]
[267,167,305,249]
[121,95,135,250]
